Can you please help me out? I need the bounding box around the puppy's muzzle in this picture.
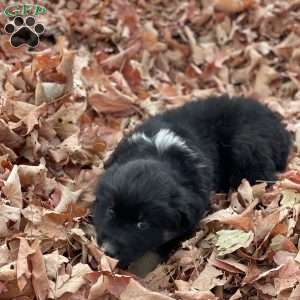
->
[102,240,120,258]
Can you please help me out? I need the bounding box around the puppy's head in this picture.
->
[93,158,197,267]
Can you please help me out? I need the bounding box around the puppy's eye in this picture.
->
[137,221,149,230]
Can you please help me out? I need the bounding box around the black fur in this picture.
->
[93,95,291,267]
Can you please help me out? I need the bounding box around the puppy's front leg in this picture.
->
[128,251,162,277]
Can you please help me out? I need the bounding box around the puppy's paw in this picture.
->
[128,251,162,277]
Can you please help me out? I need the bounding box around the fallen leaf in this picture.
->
[29,240,49,300]
[0,119,23,150]
[120,277,174,300]
[237,179,254,205]
[51,263,91,298]
[88,93,137,115]
[0,244,11,268]
[215,0,253,13]
[17,238,34,291]
[215,229,254,256]
[229,289,242,300]
[175,290,218,300]
[2,165,23,208]
[0,204,21,238]
[281,189,300,208]
[54,184,82,213]
[46,101,87,140]
[290,284,300,300]
[192,263,226,291]
[35,82,65,104]
[44,250,69,280]
[208,252,248,273]
[254,64,278,97]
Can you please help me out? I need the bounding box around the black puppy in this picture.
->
[93,95,291,267]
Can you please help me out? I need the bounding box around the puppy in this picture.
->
[93,95,291,268]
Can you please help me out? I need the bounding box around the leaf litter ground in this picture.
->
[0,0,300,299]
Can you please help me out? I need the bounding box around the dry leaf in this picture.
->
[215,229,254,256]
[44,251,69,280]
[215,0,253,13]
[17,238,34,291]
[30,240,50,300]
[2,165,23,208]
[175,290,218,300]
[51,263,91,298]
[88,93,137,115]
[0,204,21,238]
[120,278,174,300]
[192,263,226,291]
[281,189,300,208]
[0,1,298,299]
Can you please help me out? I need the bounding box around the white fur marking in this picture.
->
[130,132,152,144]
[154,129,192,154]
[130,129,202,164]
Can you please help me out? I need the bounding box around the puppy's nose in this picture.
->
[102,241,119,258]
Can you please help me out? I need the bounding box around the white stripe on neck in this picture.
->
[130,129,193,156]
[130,132,152,144]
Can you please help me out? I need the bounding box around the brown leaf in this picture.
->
[275,258,300,294]
[254,209,282,243]
[237,179,254,205]
[54,184,82,213]
[0,261,17,282]
[86,272,131,300]
[273,251,296,266]
[0,119,23,150]
[56,49,76,94]
[17,238,34,291]
[0,204,21,238]
[254,64,278,97]
[51,263,91,298]
[17,161,49,188]
[2,165,23,208]
[0,244,11,268]
[44,250,69,280]
[280,179,300,191]
[49,133,95,166]
[175,290,218,300]
[229,289,242,300]
[35,82,65,105]
[100,42,142,70]
[120,278,174,300]
[215,0,253,13]
[192,263,226,291]
[24,210,69,241]
[29,240,50,300]
[88,93,137,115]
[46,101,87,140]
[208,252,248,274]
[290,284,300,299]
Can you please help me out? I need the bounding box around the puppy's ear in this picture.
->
[166,194,196,232]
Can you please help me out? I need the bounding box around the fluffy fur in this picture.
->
[93,95,291,267]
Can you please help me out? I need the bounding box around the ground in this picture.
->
[0,0,300,299]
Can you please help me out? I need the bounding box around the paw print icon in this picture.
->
[4,16,45,48]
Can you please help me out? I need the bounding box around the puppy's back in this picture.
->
[138,95,291,189]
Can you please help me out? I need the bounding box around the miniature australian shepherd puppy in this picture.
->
[93,95,291,268]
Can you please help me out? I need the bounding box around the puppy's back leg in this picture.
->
[229,134,277,188]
